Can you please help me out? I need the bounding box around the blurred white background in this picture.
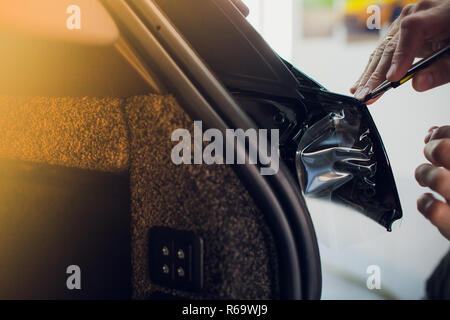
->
[242,0,449,299]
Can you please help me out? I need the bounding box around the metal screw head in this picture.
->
[177,267,185,277]
[162,264,170,274]
[177,249,185,259]
[162,246,169,256]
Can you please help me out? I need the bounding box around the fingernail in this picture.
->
[424,140,439,162]
[386,63,396,79]
[356,87,369,100]
[424,128,437,143]
[354,87,361,98]
[418,194,434,213]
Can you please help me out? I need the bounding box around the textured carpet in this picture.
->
[125,94,279,299]
[0,94,279,299]
[0,95,129,172]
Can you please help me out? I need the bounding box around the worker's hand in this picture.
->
[350,0,450,104]
[415,125,450,241]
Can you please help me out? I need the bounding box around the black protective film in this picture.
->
[233,86,402,231]
[153,0,402,231]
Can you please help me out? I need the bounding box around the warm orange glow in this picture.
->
[0,95,129,172]
[0,0,118,46]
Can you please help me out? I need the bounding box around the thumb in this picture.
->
[412,57,450,92]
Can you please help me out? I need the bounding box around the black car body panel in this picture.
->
[153,0,402,231]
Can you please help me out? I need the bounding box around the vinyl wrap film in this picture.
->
[235,89,401,233]
[0,94,280,299]
[296,110,375,198]
[295,105,400,232]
